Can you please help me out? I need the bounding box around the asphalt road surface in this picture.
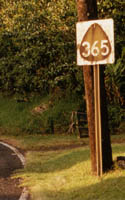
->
[0,143,23,200]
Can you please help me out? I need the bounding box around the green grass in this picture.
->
[0,93,83,135]
[13,142,125,200]
[0,94,43,133]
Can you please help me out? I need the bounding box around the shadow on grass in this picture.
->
[38,176,125,200]
[25,148,90,173]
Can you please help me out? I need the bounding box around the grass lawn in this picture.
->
[20,145,125,200]
[1,134,123,200]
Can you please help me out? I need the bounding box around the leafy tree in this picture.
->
[0,0,82,96]
[98,0,125,129]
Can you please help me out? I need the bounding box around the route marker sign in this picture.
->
[76,19,115,176]
[76,19,115,65]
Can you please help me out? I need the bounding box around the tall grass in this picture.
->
[0,94,84,135]
[0,94,43,134]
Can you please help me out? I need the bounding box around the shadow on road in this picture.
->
[0,143,24,200]
[0,194,21,200]
[0,144,23,178]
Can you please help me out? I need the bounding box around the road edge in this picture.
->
[0,141,29,200]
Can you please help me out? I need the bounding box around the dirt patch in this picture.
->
[35,143,87,152]
[0,177,22,200]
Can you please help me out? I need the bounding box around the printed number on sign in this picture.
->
[81,40,109,57]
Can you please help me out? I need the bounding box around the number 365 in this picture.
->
[81,40,110,57]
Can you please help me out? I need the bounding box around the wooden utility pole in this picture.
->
[77,0,97,174]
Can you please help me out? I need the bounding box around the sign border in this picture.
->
[76,18,115,66]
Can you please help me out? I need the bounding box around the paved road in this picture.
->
[0,143,23,200]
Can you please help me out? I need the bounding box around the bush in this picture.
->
[0,0,83,96]
[108,105,123,133]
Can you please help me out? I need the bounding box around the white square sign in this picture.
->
[76,19,115,65]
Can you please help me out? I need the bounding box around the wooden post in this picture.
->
[94,64,103,176]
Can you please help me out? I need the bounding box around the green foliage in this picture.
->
[108,105,123,133]
[98,0,125,100]
[0,0,82,95]
[105,59,125,131]
[98,0,125,129]
[97,0,125,58]
[105,59,125,106]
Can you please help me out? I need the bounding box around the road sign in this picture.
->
[76,19,115,65]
